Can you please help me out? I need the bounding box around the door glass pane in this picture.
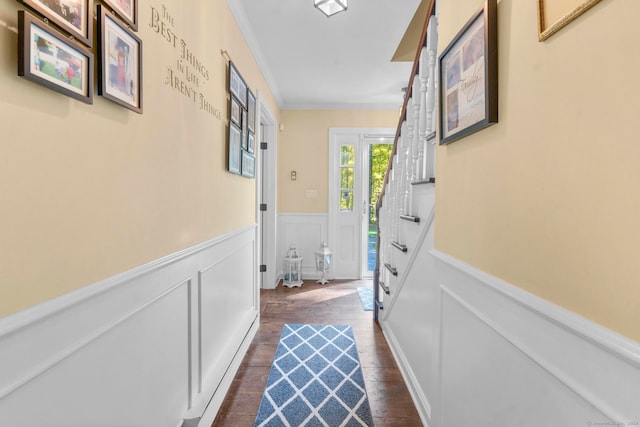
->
[340,145,354,166]
[340,167,354,189]
[340,190,354,211]
[340,144,355,212]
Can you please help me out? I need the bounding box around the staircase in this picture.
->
[373,5,438,424]
[373,3,640,427]
[375,10,438,319]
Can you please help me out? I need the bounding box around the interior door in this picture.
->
[256,94,278,289]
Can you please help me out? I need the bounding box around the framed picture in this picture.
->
[17,0,93,47]
[229,61,247,107]
[241,109,248,147]
[241,150,255,179]
[438,0,497,145]
[228,123,242,175]
[97,5,143,113]
[101,0,138,31]
[238,76,247,108]
[18,10,94,104]
[230,96,241,126]
[241,127,247,151]
[247,89,256,133]
[247,132,255,154]
[537,0,601,41]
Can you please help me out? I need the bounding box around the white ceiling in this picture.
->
[227,0,422,110]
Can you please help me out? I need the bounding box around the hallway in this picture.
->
[212,280,422,426]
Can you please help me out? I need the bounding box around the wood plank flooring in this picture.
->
[211,279,423,426]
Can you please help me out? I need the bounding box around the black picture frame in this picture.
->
[97,5,143,113]
[228,61,247,107]
[241,150,255,179]
[238,76,247,108]
[247,89,256,133]
[230,96,241,127]
[241,109,248,150]
[247,132,255,154]
[228,123,242,175]
[18,10,94,104]
[17,0,94,47]
[102,0,138,31]
[438,0,498,145]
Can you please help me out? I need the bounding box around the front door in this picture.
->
[362,137,393,278]
[328,128,394,279]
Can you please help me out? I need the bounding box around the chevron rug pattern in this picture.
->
[253,324,373,426]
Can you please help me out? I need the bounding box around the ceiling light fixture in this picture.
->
[314,0,348,17]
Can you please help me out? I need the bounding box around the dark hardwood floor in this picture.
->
[211,279,423,426]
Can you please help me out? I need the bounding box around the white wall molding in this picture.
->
[0,278,190,401]
[379,185,436,427]
[0,225,259,427]
[0,224,257,337]
[379,208,640,426]
[431,250,640,369]
[380,189,435,322]
[440,284,620,422]
[277,213,328,283]
[381,324,432,424]
[431,250,640,425]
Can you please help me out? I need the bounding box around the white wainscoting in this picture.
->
[380,229,640,427]
[0,225,259,427]
[276,213,328,285]
[432,251,640,427]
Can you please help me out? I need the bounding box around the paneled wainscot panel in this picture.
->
[0,226,259,427]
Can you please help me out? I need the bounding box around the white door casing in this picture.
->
[256,92,278,289]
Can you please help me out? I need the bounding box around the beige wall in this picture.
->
[278,109,399,213]
[0,0,279,315]
[435,0,640,341]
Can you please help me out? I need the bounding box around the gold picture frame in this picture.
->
[537,0,602,41]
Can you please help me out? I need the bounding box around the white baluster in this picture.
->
[409,85,421,215]
[424,15,438,180]
[416,47,428,182]
[402,99,414,217]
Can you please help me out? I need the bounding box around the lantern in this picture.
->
[283,244,303,288]
[314,242,333,285]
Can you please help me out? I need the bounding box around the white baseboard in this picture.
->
[0,225,259,427]
[192,315,260,427]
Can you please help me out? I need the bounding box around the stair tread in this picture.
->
[384,263,398,276]
[411,178,435,186]
[400,214,420,223]
[391,241,408,252]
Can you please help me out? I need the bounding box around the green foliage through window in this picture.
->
[369,143,392,224]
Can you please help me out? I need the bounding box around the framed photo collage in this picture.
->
[228,61,256,178]
[17,0,143,113]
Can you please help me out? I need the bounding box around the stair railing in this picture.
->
[374,0,437,321]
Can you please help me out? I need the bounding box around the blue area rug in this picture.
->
[254,324,373,427]
[356,287,374,312]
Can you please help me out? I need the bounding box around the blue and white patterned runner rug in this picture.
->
[253,324,374,426]
[356,287,374,311]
